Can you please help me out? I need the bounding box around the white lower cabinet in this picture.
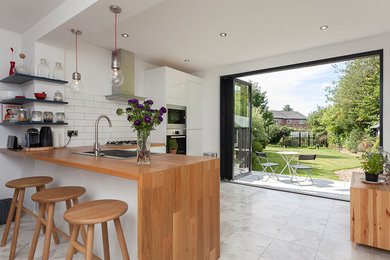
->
[186,129,203,156]
[151,145,166,154]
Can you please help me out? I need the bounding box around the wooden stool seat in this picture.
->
[1,176,54,260]
[64,200,128,225]
[64,200,130,260]
[28,186,87,260]
[6,176,53,189]
[32,186,86,203]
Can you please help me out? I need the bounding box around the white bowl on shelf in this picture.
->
[0,91,20,100]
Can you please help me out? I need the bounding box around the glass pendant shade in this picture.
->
[69,72,84,93]
[110,57,124,87]
[69,29,83,93]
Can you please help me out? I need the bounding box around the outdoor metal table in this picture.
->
[276,151,299,179]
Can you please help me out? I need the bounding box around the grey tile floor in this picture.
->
[1,182,389,259]
[220,182,390,260]
[235,172,350,201]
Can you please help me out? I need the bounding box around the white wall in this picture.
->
[63,42,158,146]
[0,29,23,198]
[195,33,390,156]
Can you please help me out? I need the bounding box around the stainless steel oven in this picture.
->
[166,128,186,154]
[167,104,186,129]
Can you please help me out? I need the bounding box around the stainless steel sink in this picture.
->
[75,149,138,160]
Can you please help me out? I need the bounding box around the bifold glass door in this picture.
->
[233,79,252,178]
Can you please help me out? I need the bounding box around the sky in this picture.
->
[239,61,346,116]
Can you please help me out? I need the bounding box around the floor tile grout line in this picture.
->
[314,199,336,258]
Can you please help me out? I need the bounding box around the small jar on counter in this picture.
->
[55,112,65,123]
[31,111,42,122]
[43,111,53,122]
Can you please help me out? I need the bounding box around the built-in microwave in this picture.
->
[167,104,186,129]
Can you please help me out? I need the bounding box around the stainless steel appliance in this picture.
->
[166,128,186,154]
[167,104,186,129]
[7,136,18,149]
[25,128,40,148]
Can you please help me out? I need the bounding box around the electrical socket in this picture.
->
[67,130,78,137]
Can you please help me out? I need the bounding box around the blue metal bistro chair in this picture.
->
[255,152,280,181]
[290,154,317,184]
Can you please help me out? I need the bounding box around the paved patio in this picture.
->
[233,171,350,201]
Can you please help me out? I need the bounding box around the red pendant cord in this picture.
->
[75,33,78,72]
[115,13,117,58]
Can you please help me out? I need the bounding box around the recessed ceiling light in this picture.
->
[320,25,328,31]
[184,59,190,62]
[220,32,227,37]
[121,33,129,38]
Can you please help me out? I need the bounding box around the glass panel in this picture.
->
[233,79,251,178]
[167,108,186,124]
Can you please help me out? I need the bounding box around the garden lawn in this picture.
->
[253,145,361,181]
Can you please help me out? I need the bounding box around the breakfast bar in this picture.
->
[0,147,220,260]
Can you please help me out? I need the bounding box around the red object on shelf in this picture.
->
[34,92,47,100]
[15,96,25,99]
[9,61,15,76]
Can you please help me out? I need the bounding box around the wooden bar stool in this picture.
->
[28,186,87,260]
[64,200,130,260]
[1,176,56,260]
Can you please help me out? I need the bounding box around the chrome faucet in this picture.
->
[93,115,112,157]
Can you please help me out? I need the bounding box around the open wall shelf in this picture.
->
[0,122,68,126]
[0,97,68,105]
[0,73,68,85]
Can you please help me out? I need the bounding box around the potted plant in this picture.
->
[361,151,388,182]
[168,139,178,154]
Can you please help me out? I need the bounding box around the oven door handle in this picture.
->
[170,135,186,139]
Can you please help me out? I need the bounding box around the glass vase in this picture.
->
[137,130,151,165]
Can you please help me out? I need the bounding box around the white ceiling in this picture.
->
[17,0,390,72]
[0,0,66,33]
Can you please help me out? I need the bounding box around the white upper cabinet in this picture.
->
[144,66,203,155]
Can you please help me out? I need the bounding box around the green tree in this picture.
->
[283,104,293,111]
[324,56,380,148]
[307,106,329,146]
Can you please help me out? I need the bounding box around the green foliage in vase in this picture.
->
[116,99,166,132]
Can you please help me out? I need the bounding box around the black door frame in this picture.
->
[220,50,384,180]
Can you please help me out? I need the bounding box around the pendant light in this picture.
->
[109,5,124,87]
[69,29,84,93]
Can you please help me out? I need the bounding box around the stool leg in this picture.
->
[113,218,130,260]
[9,188,25,260]
[37,185,60,244]
[101,222,110,260]
[42,202,55,260]
[28,202,46,260]
[72,198,87,244]
[66,199,77,254]
[0,188,19,247]
[66,224,80,260]
[86,224,95,260]
[36,185,46,235]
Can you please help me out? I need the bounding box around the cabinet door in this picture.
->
[165,68,187,106]
[186,80,203,129]
[187,129,203,156]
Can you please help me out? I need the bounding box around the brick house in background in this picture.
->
[271,110,307,129]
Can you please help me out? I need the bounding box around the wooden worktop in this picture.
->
[0,145,215,181]
[0,145,220,260]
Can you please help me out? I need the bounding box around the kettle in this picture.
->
[40,127,53,147]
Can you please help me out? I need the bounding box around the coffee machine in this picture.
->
[25,128,40,147]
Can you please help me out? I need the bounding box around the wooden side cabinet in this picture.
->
[350,172,390,250]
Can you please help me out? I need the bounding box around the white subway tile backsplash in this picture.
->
[65,105,75,113]
[68,99,85,106]
[64,94,132,147]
